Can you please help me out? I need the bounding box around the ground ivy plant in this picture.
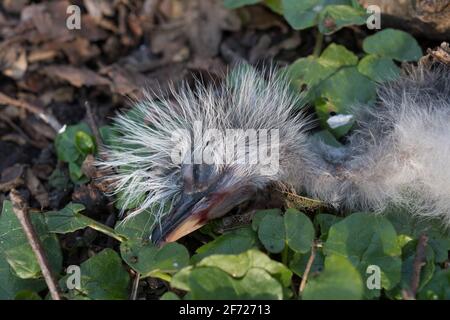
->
[1,199,449,300]
[224,0,422,139]
[1,2,446,300]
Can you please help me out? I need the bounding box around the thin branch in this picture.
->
[130,272,141,300]
[10,189,62,300]
[85,101,103,148]
[409,234,429,299]
[0,91,62,132]
[299,241,317,295]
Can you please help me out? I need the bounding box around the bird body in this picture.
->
[98,63,450,244]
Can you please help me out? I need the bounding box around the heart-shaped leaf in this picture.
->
[362,29,423,62]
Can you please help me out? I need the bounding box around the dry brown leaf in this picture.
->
[0,45,27,80]
[100,64,148,96]
[83,0,115,19]
[60,37,101,65]
[42,65,111,88]
[27,49,59,63]
[185,0,226,58]
[21,1,73,41]
[0,164,25,192]
[3,0,30,14]
[25,167,49,208]
[39,87,74,107]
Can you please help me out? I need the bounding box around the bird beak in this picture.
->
[151,184,255,246]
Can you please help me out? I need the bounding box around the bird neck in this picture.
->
[280,141,345,207]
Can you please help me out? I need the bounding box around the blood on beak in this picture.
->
[151,184,255,246]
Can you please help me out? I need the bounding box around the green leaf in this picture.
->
[396,240,435,294]
[14,290,42,300]
[75,131,96,155]
[417,268,450,300]
[120,241,189,277]
[263,0,283,14]
[183,267,238,299]
[45,203,88,233]
[0,255,44,300]
[302,255,364,300]
[362,29,423,62]
[252,208,282,231]
[197,249,292,287]
[287,44,362,109]
[173,249,291,299]
[114,210,156,241]
[55,123,95,183]
[45,202,124,242]
[0,201,63,279]
[385,209,450,263]
[358,55,400,82]
[236,268,284,299]
[287,56,337,91]
[289,249,324,277]
[282,0,321,30]
[318,5,366,34]
[223,0,261,9]
[288,45,372,134]
[258,212,285,253]
[245,250,292,287]
[68,161,89,184]
[320,43,359,67]
[55,123,92,162]
[314,213,343,241]
[48,168,71,190]
[315,66,376,137]
[284,208,315,253]
[160,292,180,300]
[192,227,258,263]
[317,66,376,112]
[324,212,402,298]
[99,125,120,148]
[60,249,130,300]
[197,252,252,278]
[171,266,194,291]
[177,267,284,300]
[5,236,62,279]
[114,189,147,211]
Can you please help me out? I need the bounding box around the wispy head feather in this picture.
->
[96,66,309,226]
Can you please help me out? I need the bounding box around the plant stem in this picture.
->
[130,272,140,300]
[84,216,126,242]
[10,189,62,300]
[313,30,324,57]
[281,245,289,266]
[403,234,428,300]
[299,242,317,295]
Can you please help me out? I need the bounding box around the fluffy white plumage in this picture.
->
[334,65,450,224]
[97,67,310,224]
[97,63,450,228]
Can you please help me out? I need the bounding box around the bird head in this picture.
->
[98,67,308,245]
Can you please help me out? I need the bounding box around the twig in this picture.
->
[406,234,429,299]
[10,189,62,300]
[130,272,141,300]
[0,92,62,132]
[85,101,103,148]
[299,241,317,295]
